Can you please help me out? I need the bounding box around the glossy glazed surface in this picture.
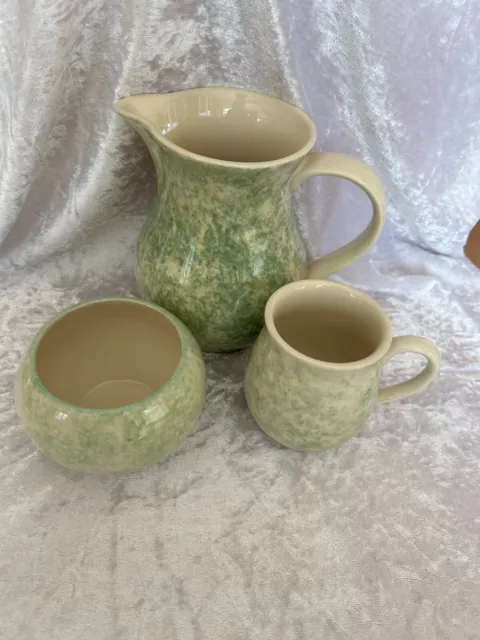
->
[137,138,306,352]
[245,280,440,451]
[16,299,207,473]
[246,326,379,451]
[115,88,386,353]
[116,90,309,352]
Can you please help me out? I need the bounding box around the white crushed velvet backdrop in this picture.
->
[1,1,479,638]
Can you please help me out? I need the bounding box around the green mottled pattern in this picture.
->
[134,126,307,353]
[245,329,379,452]
[16,306,207,474]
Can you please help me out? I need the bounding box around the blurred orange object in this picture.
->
[465,220,480,268]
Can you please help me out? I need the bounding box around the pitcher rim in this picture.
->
[114,87,317,170]
[264,280,393,371]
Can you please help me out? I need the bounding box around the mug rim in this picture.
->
[264,280,393,371]
[28,297,188,414]
[114,86,317,170]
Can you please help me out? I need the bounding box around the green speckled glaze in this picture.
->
[245,279,440,452]
[15,299,207,474]
[245,328,378,452]
[116,88,387,352]
[134,127,306,352]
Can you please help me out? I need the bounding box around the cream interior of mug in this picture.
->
[272,285,385,364]
[116,89,314,163]
[35,301,182,410]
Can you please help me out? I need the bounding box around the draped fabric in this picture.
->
[1,1,479,637]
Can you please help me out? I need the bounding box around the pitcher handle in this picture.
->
[376,336,440,405]
[290,152,386,279]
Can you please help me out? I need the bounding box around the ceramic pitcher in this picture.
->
[245,280,440,452]
[115,88,386,352]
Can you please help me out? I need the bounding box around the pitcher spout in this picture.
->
[114,93,174,142]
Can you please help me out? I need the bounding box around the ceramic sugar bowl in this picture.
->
[16,298,207,474]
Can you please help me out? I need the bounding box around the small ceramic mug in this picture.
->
[16,298,207,473]
[245,280,440,452]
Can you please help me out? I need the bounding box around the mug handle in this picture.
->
[291,152,386,278]
[376,336,440,405]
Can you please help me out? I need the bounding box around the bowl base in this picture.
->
[81,379,152,409]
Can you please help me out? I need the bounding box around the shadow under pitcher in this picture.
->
[115,87,386,353]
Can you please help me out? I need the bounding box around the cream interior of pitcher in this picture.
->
[35,300,181,410]
[115,88,316,164]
